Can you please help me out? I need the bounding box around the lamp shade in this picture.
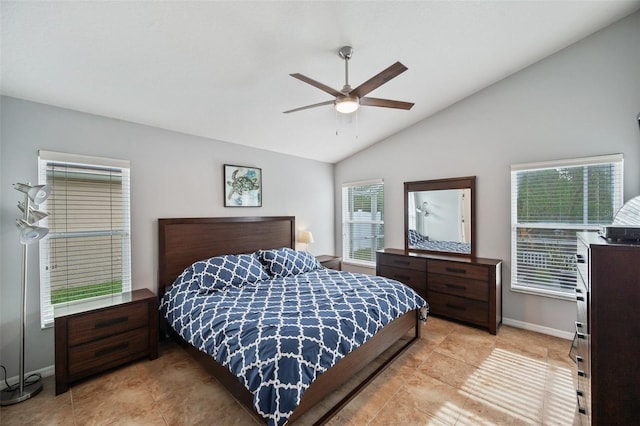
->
[16,219,49,244]
[335,96,359,114]
[17,201,49,223]
[13,183,51,204]
[299,230,314,244]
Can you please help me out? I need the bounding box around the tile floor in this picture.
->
[0,317,580,425]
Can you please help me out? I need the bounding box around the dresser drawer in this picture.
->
[68,328,149,376]
[428,260,488,281]
[378,265,426,292]
[67,302,149,346]
[428,292,488,325]
[576,286,588,334]
[428,273,488,302]
[378,253,427,272]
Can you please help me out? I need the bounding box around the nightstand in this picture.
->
[54,288,158,394]
[317,255,342,271]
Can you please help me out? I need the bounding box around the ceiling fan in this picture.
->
[284,46,414,114]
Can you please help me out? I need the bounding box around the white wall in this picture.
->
[0,97,335,377]
[335,12,640,335]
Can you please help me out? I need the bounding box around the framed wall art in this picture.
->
[224,164,262,207]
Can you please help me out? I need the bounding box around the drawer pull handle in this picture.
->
[95,342,129,358]
[577,332,586,340]
[393,260,410,265]
[576,296,585,302]
[445,284,466,291]
[576,355,583,363]
[578,406,587,415]
[577,369,587,377]
[95,316,128,329]
[445,303,466,311]
[576,287,583,294]
[576,254,585,264]
[576,389,583,397]
[445,267,466,274]
[575,321,584,329]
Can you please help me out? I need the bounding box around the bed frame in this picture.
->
[158,216,421,424]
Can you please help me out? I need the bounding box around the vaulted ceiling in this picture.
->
[2,1,639,163]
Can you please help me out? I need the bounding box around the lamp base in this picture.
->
[0,377,42,406]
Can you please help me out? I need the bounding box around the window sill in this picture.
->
[511,285,576,302]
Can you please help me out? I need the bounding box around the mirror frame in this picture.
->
[404,176,476,257]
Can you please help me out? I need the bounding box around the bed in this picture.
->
[408,229,471,254]
[158,216,427,425]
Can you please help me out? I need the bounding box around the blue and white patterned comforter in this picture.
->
[160,267,427,425]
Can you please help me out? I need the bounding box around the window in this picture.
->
[511,154,623,298]
[38,151,131,327]
[342,179,384,266]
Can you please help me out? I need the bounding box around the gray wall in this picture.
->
[336,12,640,336]
[0,97,335,377]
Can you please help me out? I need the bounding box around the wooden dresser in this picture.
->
[376,248,502,334]
[54,288,158,394]
[575,232,640,424]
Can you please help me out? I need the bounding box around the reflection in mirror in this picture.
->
[408,189,471,253]
[405,176,475,257]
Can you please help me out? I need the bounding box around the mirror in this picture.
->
[404,176,475,257]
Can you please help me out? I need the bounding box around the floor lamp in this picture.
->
[0,183,51,406]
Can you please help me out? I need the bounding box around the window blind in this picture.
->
[342,179,384,266]
[510,154,623,297]
[38,151,131,327]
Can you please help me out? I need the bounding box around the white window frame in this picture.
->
[342,179,384,267]
[38,150,132,328]
[510,154,623,299]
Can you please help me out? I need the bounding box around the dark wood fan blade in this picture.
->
[290,73,343,98]
[283,100,334,114]
[351,62,408,98]
[360,97,414,110]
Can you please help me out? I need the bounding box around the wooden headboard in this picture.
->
[158,216,295,297]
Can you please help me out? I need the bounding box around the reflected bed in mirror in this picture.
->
[404,176,475,257]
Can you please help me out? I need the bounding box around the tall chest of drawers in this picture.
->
[376,248,502,334]
[575,232,640,424]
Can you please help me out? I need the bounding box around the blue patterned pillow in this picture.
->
[192,254,269,292]
[257,247,322,277]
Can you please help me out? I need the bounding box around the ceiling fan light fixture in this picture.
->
[335,96,359,114]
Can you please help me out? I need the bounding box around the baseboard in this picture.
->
[0,365,55,391]
[502,317,574,340]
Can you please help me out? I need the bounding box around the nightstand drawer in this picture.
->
[428,273,488,302]
[428,292,488,325]
[428,260,488,281]
[67,302,149,346]
[55,288,158,395]
[68,328,149,376]
[317,255,341,271]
